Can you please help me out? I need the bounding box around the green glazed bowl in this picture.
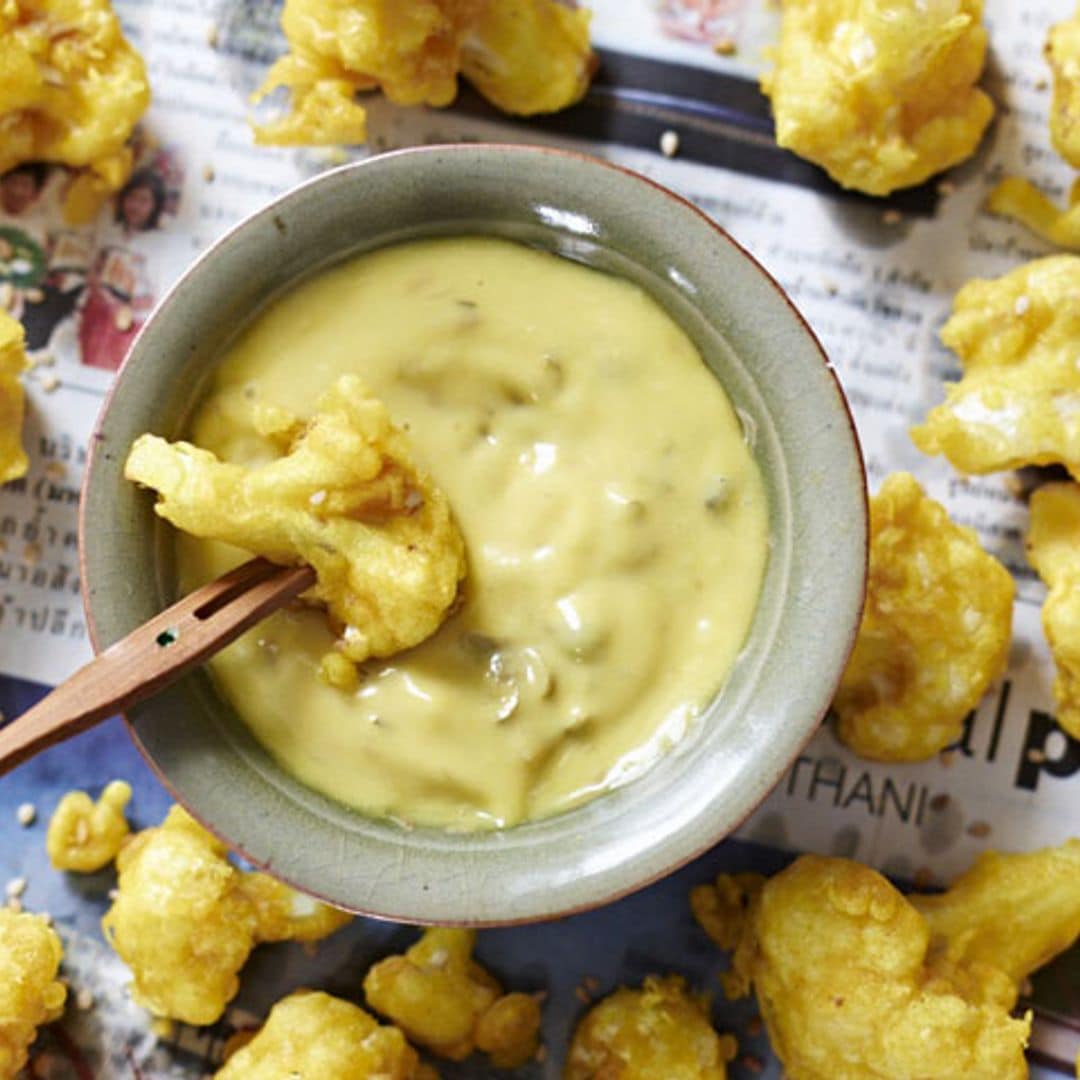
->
[81,144,867,924]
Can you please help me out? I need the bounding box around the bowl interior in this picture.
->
[81,145,866,924]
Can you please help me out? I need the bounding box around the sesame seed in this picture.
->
[16,803,36,827]
[76,987,95,1010]
[206,22,219,47]
[39,373,60,393]
[203,164,216,183]
[6,877,27,898]
[309,490,327,506]
[1014,295,1031,316]
[114,306,133,332]
[882,209,903,226]
[659,130,680,158]
[713,37,736,55]
[967,820,992,838]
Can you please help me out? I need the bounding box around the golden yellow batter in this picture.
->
[177,236,768,830]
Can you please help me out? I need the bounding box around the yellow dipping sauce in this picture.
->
[179,236,769,830]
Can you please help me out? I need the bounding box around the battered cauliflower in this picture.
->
[985,9,1080,248]
[363,928,541,1068]
[0,313,28,486]
[833,472,1013,761]
[0,908,66,1080]
[761,0,994,196]
[215,990,438,1079]
[46,779,131,872]
[253,0,593,146]
[694,843,1080,1080]
[0,0,150,224]
[565,975,737,1080]
[911,256,1080,475]
[1026,481,1080,739]
[124,374,466,670]
[101,805,351,1024]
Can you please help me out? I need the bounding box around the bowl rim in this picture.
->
[80,142,867,925]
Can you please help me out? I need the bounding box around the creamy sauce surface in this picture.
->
[179,236,769,829]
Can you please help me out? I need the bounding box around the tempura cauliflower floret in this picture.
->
[215,990,438,1079]
[911,256,1080,475]
[694,843,1080,1080]
[253,0,593,146]
[0,0,150,224]
[363,928,541,1068]
[761,0,993,196]
[0,313,28,486]
[124,374,466,668]
[0,909,65,1080]
[564,975,737,1080]
[101,805,351,1024]
[1026,481,1080,739]
[986,9,1080,248]
[46,779,131,872]
[833,472,1013,761]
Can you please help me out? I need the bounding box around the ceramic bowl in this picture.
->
[81,144,866,924]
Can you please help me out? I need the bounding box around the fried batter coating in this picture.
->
[564,975,737,1080]
[101,806,351,1024]
[124,374,466,669]
[46,779,131,872]
[215,990,438,1079]
[833,472,1013,761]
[911,255,1080,475]
[986,177,1080,250]
[761,0,993,196]
[0,0,150,224]
[1025,481,1080,739]
[253,0,593,147]
[0,313,29,486]
[0,909,66,1080]
[693,846,1080,1080]
[363,928,541,1068]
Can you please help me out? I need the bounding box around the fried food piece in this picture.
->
[986,177,1080,250]
[459,0,595,116]
[0,909,66,1080]
[46,779,132,872]
[363,928,541,1068]
[253,0,593,147]
[215,990,438,1079]
[125,374,466,669]
[0,313,29,486]
[833,472,1013,761]
[101,805,351,1024]
[911,256,1080,475]
[0,0,150,224]
[1025,481,1080,739]
[694,844,1080,1080]
[760,0,993,196]
[564,974,737,1080]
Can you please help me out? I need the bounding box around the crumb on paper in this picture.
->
[713,37,737,56]
[882,208,903,226]
[660,129,680,157]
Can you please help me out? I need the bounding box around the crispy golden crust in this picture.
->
[124,374,467,672]
[101,806,351,1024]
[0,313,28,485]
[761,0,993,195]
[364,928,541,1068]
[0,909,65,1080]
[0,0,149,222]
[565,975,737,1080]
[833,472,1013,761]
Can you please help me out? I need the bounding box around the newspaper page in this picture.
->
[1,0,1078,1076]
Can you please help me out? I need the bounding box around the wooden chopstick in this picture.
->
[0,557,316,777]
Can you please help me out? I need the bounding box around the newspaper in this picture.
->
[1,0,1078,1075]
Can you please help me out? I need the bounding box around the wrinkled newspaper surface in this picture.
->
[1,0,1078,1076]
